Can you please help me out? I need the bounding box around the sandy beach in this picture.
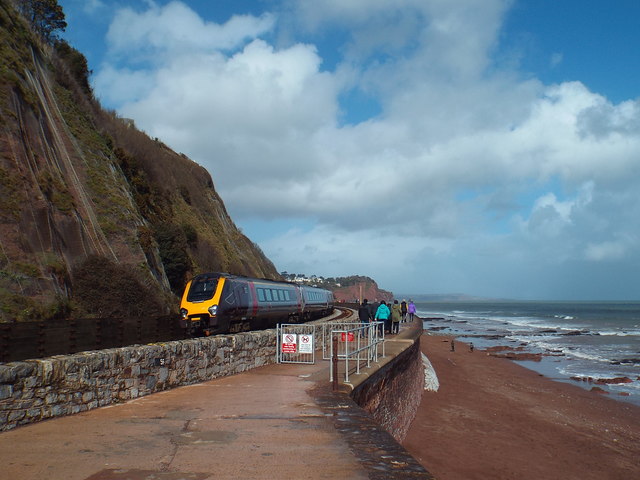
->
[403,334,640,480]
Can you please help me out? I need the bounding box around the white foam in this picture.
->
[422,353,439,392]
[597,329,640,337]
[551,346,609,363]
[507,337,611,363]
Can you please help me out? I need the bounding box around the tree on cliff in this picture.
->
[54,39,92,96]
[15,0,66,41]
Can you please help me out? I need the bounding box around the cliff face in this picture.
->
[332,279,393,304]
[0,1,278,321]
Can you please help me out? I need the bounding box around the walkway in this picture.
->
[0,326,433,479]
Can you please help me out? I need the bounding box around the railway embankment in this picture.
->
[0,312,425,439]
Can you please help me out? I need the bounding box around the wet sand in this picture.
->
[403,334,640,480]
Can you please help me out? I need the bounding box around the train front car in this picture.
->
[180,273,226,336]
[180,273,256,336]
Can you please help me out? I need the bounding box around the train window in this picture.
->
[187,276,218,302]
[271,289,279,301]
[278,290,285,301]
[257,288,265,302]
[284,290,290,301]
[265,289,273,302]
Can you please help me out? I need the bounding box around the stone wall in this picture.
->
[351,335,425,442]
[0,331,276,431]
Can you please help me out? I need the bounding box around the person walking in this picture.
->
[374,301,391,335]
[368,300,377,323]
[358,299,372,324]
[407,300,416,322]
[400,299,408,322]
[391,300,402,334]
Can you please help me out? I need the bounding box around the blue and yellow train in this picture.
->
[179,272,335,336]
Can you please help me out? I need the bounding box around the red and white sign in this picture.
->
[299,334,313,353]
[281,333,297,353]
[341,332,355,342]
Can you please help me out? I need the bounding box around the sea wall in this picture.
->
[350,326,425,442]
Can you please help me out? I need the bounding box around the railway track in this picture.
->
[331,306,354,321]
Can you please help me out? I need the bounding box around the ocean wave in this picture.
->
[513,339,610,363]
[557,348,612,363]
[608,382,640,393]
[558,366,640,384]
[597,329,640,337]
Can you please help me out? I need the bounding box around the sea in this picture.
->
[415,301,640,407]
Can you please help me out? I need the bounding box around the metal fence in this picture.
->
[275,319,385,381]
[327,322,385,383]
[276,323,316,364]
[320,321,364,360]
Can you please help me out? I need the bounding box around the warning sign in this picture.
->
[299,334,313,353]
[281,333,297,353]
[341,332,355,342]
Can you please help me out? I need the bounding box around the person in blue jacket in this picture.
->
[374,300,391,334]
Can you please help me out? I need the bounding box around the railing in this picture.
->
[321,321,378,360]
[328,322,385,383]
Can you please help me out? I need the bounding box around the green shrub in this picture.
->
[72,255,163,317]
[153,223,192,295]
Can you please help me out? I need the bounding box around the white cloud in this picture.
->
[93,0,640,299]
[584,240,628,262]
[578,98,640,139]
[93,64,153,106]
[106,1,275,58]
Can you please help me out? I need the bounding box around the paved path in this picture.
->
[1,340,432,479]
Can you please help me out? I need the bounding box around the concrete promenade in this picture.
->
[0,323,433,480]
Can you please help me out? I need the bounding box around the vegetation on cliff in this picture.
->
[0,0,279,322]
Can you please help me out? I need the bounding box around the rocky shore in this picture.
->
[403,334,640,480]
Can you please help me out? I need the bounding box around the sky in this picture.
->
[56,0,640,300]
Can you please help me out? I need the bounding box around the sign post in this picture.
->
[299,334,313,354]
[341,332,355,342]
[281,333,297,353]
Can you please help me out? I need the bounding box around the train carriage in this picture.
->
[299,285,334,320]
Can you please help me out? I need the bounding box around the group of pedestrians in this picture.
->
[357,298,417,335]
